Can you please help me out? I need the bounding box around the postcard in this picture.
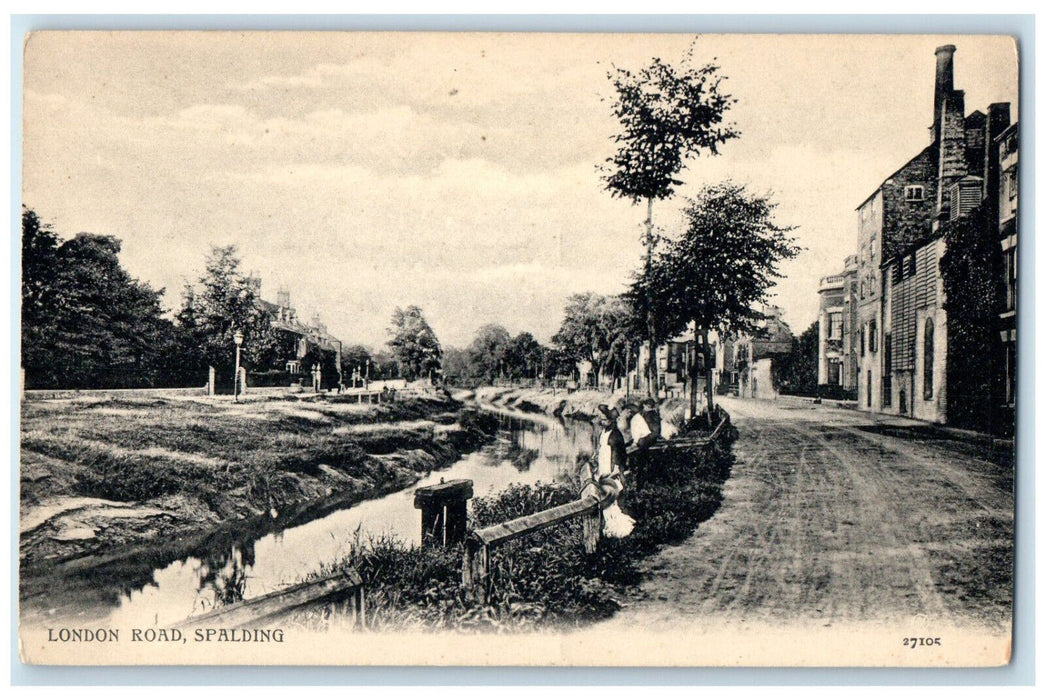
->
[18,31,1018,666]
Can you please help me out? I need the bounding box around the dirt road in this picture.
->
[604,397,1013,633]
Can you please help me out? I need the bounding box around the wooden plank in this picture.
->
[175,568,363,629]
[474,495,603,547]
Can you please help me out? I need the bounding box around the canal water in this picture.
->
[32,407,596,628]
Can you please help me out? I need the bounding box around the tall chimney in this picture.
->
[933,45,957,144]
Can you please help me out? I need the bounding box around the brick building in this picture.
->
[817,254,858,389]
[820,44,1015,425]
[997,122,1018,414]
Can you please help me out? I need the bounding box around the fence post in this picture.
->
[462,537,489,603]
[582,507,602,554]
[352,585,366,629]
[414,479,474,547]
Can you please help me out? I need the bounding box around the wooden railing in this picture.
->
[174,567,365,630]
[460,414,728,602]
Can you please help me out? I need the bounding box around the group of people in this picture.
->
[583,398,662,539]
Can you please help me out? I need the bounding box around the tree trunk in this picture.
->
[644,196,657,399]
[625,343,632,399]
[704,331,715,427]
[690,324,700,421]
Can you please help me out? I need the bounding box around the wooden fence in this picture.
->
[174,567,365,630]
[460,414,729,602]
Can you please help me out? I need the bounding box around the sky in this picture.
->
[22,32,1019,350]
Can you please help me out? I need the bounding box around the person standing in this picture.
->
[585,404,634,538]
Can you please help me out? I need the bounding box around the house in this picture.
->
[820,44,1014,425]
[817,254,858,389]
[997,122,1018,419]
[257,287,344,389]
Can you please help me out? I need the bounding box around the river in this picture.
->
[22,406,595,629]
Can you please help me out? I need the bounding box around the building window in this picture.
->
[829,312,843,340]
[860,325,865,356]
[1006,343,1016,406]
[868,319,878,353]
[867,370,872,407]
[923,318,935,400]
[1004,248,1017,312]
[1008,170,1018,201]
[905,185,924,201]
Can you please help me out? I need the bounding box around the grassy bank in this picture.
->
[293,413,737,633]
[19,391,495,565]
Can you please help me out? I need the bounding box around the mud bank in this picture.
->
[19,392,496,566]
[474,386,688,430]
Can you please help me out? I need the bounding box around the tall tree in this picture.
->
[387,305,442,381]
[23,226,179,389]
[467,323,511,382]
[21,207,61,380]
[650,182,800,421]
[178,245,282,380]
[771,321,820,397]
[504,332,545,380]
[602,42,739,395]
[553,293,637,390]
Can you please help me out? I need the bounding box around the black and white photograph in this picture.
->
[17,30,1020,666]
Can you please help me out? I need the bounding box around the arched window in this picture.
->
[923,318,935,400]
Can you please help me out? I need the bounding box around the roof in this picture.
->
[855,143,937,211]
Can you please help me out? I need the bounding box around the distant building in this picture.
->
[257,287,344,388]
[817,255,858,389]
[736,305,795,399]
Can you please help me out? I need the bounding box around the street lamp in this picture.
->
[365,359,370,390]
[233,330,244,402]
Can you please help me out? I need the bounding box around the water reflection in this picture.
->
[25,408,595,628]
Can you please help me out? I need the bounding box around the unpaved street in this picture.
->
[607,397,1014,632]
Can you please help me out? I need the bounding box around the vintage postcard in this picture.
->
[18,31,1018,666]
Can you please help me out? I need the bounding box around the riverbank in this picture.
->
[291,396,738,633]
[473,385,689,432]
[19,390,495,567]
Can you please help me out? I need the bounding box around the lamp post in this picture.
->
[365,359,370,390]
[233,330,244,402]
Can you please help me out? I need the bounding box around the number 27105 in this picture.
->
[903,637,941,649]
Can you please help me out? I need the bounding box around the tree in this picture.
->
[387,305,442,381]
[21,207,61,380]
[504,332,545,380]
[22,224,180,389]
[340,344,374,385]
[648,182,800,421]
[771,321,819,397]
[178,245,282,384]
[467,324,511,382]
[553,293,637,391]
[602,42,739,395]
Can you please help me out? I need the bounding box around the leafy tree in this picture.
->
[21,207,61,380]
[504,332,545,380]
[340,344,375,385]
[178,245,283,383]
[467,324,511,382]
[387,305,442,381]
[553,293,637,390]
[771,321,819,397]
[602,42,739,395]
[441,346,475,385]
[648,182,800,421]
[23,225,180,389]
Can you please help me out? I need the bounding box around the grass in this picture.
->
[20,393,495,562]
[291,414,737,632]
